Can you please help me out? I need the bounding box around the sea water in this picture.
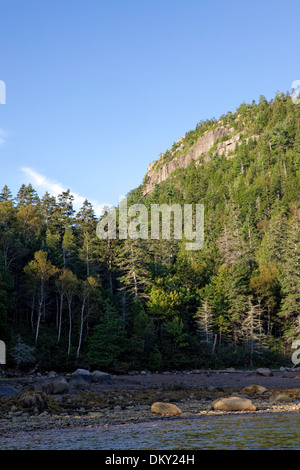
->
[1,412,300,450]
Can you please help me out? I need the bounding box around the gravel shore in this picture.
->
[1,368,300,436]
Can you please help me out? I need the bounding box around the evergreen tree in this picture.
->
[217,201,249,267]
[76,199,97,277]
[57,190,75,229]
[41,192,57,225]
[0,185,13,202]
[62,227,76,269]
[117,239,151,302]
[278,212,300,341]
[16,184,40,207]
[87,301,127,369]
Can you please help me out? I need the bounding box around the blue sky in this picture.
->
[0,0,299,216]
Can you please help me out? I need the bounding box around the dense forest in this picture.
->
[1,91,299,372]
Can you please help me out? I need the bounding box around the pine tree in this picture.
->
[258,207,288,264]
[16,184,40,207]
[57,190,75,229]
[117,239,151,302]
[0,185,13,202]
[249,261,280,334]
[87,301,127,368]
[278,212,300,341]
[217,201,249,267]
[41,192,57,225]
[223,263,250,346]
[62,227,76,269]
[0,198,16,231]
[76,199,97,277]
[44,228,61,266]
[147,281,180,321]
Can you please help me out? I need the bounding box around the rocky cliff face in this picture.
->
[142,124,258,195]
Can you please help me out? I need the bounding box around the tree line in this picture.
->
[0,90,299,371]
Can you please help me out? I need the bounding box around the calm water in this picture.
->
[1,413,300,450]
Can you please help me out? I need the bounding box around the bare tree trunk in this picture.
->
[67,298,72,356]
[58,293,64,342]
[212,334,217,354]
[131,246,138,299]
[35,284,44,345]
[77,296,87,358]
[86,240,90,277]
[31,294,35,331]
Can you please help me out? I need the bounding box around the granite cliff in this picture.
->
[142,121,258,195]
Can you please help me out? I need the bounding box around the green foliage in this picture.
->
[147,346,162,370]
[0,91,299,371]
[126,303,156,369]
[87,302,127,369]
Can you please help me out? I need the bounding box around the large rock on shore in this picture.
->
[242,385,268,395]
[39,376,69,394]
[270,393,292,403]
[71,369,92,382]
[92,370,111,382]
[68,374,89,391]
[256,368,273,377]
[151,402,182,416]
[211,396,256,412]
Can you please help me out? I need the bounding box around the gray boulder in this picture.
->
[39,376,69,394]
[92,370,111,382]
[71,368,92,382]
[68,374,89,391]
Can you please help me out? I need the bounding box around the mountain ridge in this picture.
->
[140,94,287,196]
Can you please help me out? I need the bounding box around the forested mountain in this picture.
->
[1,91,299,372]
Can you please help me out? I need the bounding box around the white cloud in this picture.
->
[21,167,112,218]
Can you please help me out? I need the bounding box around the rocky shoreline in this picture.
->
[1,367,300,436]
